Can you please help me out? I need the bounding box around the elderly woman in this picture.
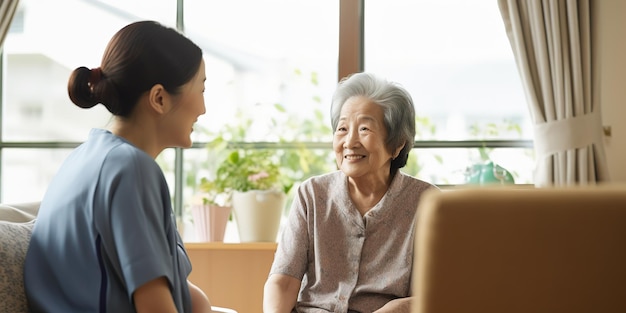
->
[263,72,438,313]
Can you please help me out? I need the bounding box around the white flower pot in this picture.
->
[232,189,286,242]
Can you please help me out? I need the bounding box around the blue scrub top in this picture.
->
[24,129,192,313]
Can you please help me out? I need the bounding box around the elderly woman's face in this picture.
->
[333,96,394,180]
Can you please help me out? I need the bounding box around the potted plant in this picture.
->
[464,121,519,185]
[189,174,233,242]
[214,149,293,242]
[194,76,329,241]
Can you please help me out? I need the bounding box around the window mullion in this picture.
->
[338,0,364,81]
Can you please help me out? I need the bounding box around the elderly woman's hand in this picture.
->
[373,297,413,313]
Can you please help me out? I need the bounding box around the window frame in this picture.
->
[0,0,533,211]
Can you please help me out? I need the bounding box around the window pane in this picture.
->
[1,147,176,205]
[1,149,73,203]
[407,148,535,185]
[365,0,534,183]
[184,0,339,143]
[3,0,176,142]
[181,1,340,227]
[365,0,531,140]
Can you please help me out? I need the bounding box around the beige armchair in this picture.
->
[412,186,626,313]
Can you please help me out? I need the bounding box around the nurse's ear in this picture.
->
[147,84,172,115]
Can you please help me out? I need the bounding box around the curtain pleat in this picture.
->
[498,0,609,186]
[0,0,20,50]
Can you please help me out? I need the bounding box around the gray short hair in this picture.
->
[330,72,416,172]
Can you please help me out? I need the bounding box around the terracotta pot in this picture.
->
[232,190,286,242]
[191,204,232,242]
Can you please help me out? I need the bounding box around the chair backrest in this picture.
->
[412,185,626,313]
[0,220,34,313]
[0,202,39,223]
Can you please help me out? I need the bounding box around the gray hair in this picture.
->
[330,72,416,172]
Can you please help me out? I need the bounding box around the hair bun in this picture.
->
[68,66,99,109]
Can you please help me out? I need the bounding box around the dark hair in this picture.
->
[330,72,416,173]
[68,21,203,117]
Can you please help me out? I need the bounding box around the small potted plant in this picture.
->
[214,149,292,242]
[190,176,232,242]
[464,121,519,185]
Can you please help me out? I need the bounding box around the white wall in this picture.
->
[595,1,626,182]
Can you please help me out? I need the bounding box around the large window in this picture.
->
[180,1,340,216]
[1,0,177,203]
[365,0,534,184]
[1,0,533,234]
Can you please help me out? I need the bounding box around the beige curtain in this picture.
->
[0,0,19,50]
[498,0,609,186]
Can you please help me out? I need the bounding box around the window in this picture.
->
[365,0,534,184]
[1,1,533,226]
[1,0,176,202]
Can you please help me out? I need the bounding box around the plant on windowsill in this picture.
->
[190,173,233,242]
[213,149,292,195]
[194,70,332,242]
[187,134,233,242]
[211,148,293,243]
[464,120,520,185]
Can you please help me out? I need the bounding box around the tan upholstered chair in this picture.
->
[412,186,626,313]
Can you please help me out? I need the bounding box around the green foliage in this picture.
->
[214,149,290,193]
[198,144,292,206]
[469,119,523,161]
[415,115,438,139]
[198,70,334,205]
[469,120,522,138]
[465,119,525,184]
[401,115,439,178]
